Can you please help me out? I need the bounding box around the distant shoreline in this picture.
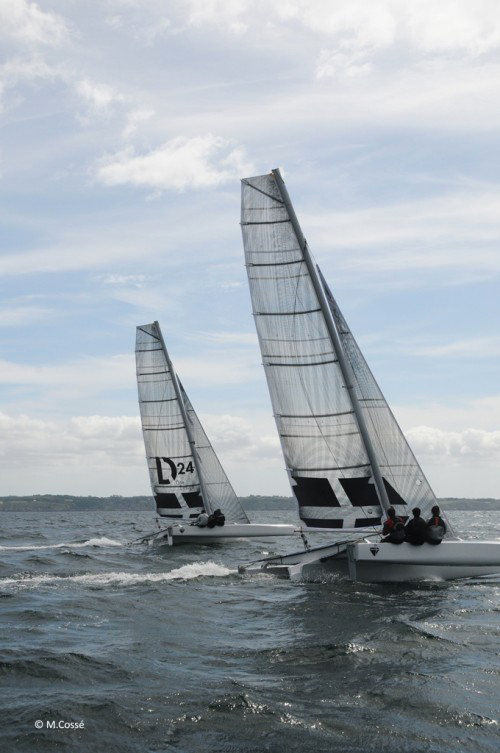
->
[1,494,500,512]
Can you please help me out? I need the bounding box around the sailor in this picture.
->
[382,506,405,544]
[195,510,209,527]
[404,507,428,546]
[426,505,446,544]
[213,508,225,527]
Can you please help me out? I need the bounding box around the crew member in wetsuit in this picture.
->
[206,508,226,528]
[404,507,428,545]
[426,505,446,544]
[382,506,405,544]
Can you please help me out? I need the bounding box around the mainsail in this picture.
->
[241,170,453,534]
[135,322,248,523]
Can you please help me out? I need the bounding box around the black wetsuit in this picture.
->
[405,516,428,545]
[382,517,405,544]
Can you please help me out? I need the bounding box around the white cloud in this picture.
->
[122,108,155,140]
[406,0,500,56]
[0,412,143,471]
[98,274,146,286]
[202,412,282,463]
[0,0,68,46]
[95,135,254,191]
[413,337,500,359]
[316,44,373,79]
[76,78,124,114]
[0,306,53,326]
[194,331,258,346]
[406,425,500,463]
[307,189,500,279]
[184,0,251,34]
[180,1,500,58]
[0,354,135,394]
[175,350,261,386]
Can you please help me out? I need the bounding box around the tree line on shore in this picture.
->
[1,494,500,512]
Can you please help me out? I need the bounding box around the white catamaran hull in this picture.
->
[144,522,298,546]
[348,541,500,582]
[240,540,500,582]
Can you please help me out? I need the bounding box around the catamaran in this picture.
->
[136,321,297,545]
[238,169,500,582]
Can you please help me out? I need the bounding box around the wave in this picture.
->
[0,561,235,589]
[0,537,124,551]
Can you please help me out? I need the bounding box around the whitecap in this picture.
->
[0,537,124,551]
[0,561,235,589]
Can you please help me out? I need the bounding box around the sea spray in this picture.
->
[0,537,124,552]
[0,561,235,589]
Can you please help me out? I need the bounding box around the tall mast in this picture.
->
[271,169,391,514]
[154,321,212,514]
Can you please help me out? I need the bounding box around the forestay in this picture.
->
[135,322,248,524]
[241,171,453,534]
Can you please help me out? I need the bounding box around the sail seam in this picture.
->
[138,370,170,376]
[248,260,304,268]
[265,359,338,367]
[278,411,354,418]
[255,308,321,316]
[291,464,370,471]
[242,219,290,226]
[140,398,178,403]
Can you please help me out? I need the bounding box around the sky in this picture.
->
[1,0,499,499]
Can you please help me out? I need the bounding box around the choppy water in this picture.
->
[1,510,499,753]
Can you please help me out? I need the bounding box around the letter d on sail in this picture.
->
[155,457,177,485]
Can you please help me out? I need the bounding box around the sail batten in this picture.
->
[241,171,454,534]
[136,322,248,524]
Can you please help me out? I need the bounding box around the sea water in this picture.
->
[1,510,499,753]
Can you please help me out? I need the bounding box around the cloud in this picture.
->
[413,336,500,359]
[0,306,53,327]
[175,350,261,386]
[193,331,258,346]
[0,412,143,469]
[406,425,500,463]
[180,1,500,58]
[315,44,373,79]
[95,135,254,191]
[202,412,282,463]
[0,354,135,395]
[122,108,155,140]
[98,274,146,286]
[307,189,500,279]
[0,0,68,46]
[76,78,124,114]
[406,0,500,56]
